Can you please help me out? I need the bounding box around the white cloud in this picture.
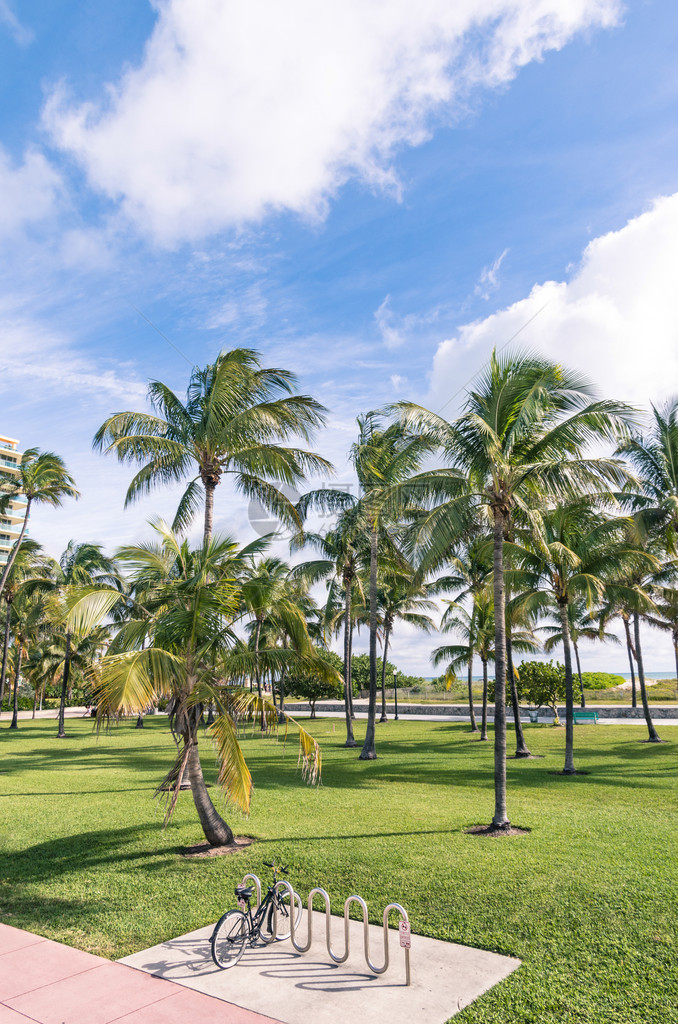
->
[44,0,620,245]
[429,192,678,413]
[474,247,509,300]
[0,147,60,234]
[0,1,33,46]
[0,317,146,403]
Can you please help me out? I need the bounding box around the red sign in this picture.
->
[399,921,411,949]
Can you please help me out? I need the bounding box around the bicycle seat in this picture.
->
[234,885,254,900]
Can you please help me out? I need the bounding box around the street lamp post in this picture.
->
[393,669,399,720]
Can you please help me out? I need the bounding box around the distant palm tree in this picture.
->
[0,449,79,601]
[433,591,495,740]
[44,542,122,739]
[376,570,436,722]
[398,349,634,825]
[0,540,48,715]
[291,504,369,747]
[541,599,620,707]
[431,534,492,733]
[94,349,330,543]
[510,502,655,771]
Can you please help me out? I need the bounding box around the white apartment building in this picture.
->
[0,435,27,567]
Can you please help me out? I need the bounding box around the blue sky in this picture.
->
[1,0,677,672]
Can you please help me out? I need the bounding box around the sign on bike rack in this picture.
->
[241,872,411,985]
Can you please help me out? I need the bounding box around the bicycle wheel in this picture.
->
[211,909,248,968]
[260,890,303,943]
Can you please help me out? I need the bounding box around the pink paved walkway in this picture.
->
[0,923,282,1024]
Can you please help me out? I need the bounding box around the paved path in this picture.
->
[0,922,282,1023]
[121,910,520,1024]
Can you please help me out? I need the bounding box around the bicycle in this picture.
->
[210,861,302,969]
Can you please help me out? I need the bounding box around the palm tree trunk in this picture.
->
[32,685,37,719]
[623,616,637,707]
[343,579,356,746]
[203,481,216,544]
[360,522,379,760]
[379,621,391,723]
[279,635,288,713]
[507,633,531,757]
[57,631,70,739]
[186,733,235,846]
[0,499,31,602]
[0,599,10,715]
[480,657,489,741]
[348,617,355,718]
[10,645,21,729]
[491,509,509,828]
[673,630,678,700]
[633,612,661,742]
[559,601,577,774]
[467,602,478,732]
[574,640,585,708]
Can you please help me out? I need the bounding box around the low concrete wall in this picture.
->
[284,701,677,720]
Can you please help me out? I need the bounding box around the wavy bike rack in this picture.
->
[241,873,411,985]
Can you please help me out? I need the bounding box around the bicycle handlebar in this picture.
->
[263,862,289,874]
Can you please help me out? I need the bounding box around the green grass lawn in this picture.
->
[0,716,676,1023]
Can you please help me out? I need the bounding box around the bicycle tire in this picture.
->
[211,909,248,968]
[260,889,303,943]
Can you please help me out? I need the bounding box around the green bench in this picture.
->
[573,710,599,724]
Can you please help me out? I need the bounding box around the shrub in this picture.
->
[515,660,567,724]
[581,672,626,690]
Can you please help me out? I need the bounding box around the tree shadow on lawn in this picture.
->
[0,892,102,937]
[0,825,179,887]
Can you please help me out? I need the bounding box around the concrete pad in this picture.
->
[120,911,520,1024]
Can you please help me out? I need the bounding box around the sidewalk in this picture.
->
[0,922,282,1023]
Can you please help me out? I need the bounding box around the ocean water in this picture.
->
[423,671,676,682]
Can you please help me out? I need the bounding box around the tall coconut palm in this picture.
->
[617,397,678,551]
[93,349,331,544]
[64,521,332,847]
[397,349,634,827]
[510,502,656,772]
[0,449,78,601]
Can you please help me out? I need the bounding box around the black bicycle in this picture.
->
[210,861,302,969]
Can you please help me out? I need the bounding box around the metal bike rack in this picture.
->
[240,873,411,985]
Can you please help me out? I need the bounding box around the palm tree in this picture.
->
[0,540,47,715]
[93,349,331,544]
[64,521,332,847]
[291,504,369,748]
[617,397,678,551]
[433,591,495,740]
[43,542,121,739]
[7,589,45,729]
[376,570,436,722]
[0,449,78,601]
[510,502,654,772]
[430,534,492,732]
[350,414,434,760]
[541,599,620,707]
[398,349,634,826]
